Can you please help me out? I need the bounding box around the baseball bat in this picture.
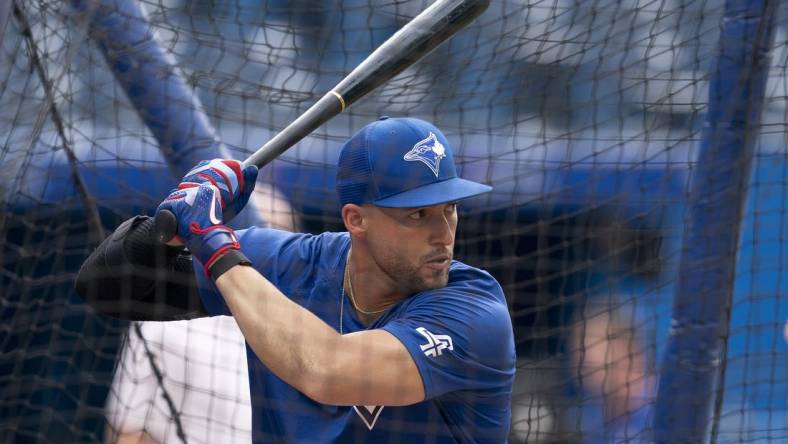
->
[154,0,490,243]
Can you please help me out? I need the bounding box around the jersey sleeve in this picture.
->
[193,227,324,316]
[193,266,230,316]
[381,267,516,400]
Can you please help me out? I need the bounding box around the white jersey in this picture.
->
[106,316,252,444]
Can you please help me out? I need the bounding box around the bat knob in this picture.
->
[153,209,178,244]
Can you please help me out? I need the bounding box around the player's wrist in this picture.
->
[208,248,251,280]
[184,224,242,276]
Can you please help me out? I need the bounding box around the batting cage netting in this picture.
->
[1,0,787,442]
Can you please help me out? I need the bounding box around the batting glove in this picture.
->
[156,183,241,276]
[180,158,258,222]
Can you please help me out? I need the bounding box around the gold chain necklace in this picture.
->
[344,249,388,316]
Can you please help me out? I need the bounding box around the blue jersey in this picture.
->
[194,228,516,443]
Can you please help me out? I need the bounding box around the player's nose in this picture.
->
[428,211,455,247]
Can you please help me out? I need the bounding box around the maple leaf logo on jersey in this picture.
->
[403,132,446,177]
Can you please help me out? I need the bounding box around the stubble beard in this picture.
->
[376,248,451,295]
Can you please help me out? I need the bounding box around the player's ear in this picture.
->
[341,204,366,236]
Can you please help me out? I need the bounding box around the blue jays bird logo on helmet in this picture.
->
[403,132,446,177]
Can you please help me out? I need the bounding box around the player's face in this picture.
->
[366,202,458,293]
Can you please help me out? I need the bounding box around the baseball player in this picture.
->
[77,117,515,443]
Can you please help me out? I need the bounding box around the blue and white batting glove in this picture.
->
[156,183,240,276]
[180,158,258,222]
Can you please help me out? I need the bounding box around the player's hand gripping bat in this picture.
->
[153,0,490,243]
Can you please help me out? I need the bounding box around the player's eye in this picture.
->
[445,203,457,214]
[408,209,426,220]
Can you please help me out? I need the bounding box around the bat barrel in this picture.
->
[243,0,489,169]
[335,0,490,106]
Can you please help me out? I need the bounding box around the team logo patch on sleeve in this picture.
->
[417,327,453,357]
[403,132,446,177]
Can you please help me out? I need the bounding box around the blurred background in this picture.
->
[1,0,787,442]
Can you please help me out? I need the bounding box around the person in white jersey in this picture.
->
[105,184,297,444]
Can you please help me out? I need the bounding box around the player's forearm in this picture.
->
[215,264,343,402]
[215,264,425,406]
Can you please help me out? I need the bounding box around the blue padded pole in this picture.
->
[72,0,267,230]
[653,0,776,442]
[71,0,220,177]
[1,0,10,49]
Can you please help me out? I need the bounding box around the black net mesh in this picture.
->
[2,0,787,442]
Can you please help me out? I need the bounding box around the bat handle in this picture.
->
[153,209,178,244]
